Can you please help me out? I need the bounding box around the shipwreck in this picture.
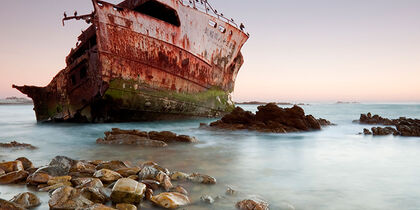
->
[13,0,249,122]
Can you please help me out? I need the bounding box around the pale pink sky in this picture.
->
[1,0,419,102]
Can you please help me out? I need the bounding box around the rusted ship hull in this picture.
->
[13,0,248,122]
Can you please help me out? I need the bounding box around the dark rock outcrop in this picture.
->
[0,141,36,150]
[207,104,331,133]
[358,113,420,137]
[96,128,198,146]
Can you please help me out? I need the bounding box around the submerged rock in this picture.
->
[0,141,37,150]
[188,173,216,184]
[236,199,269,210]
[200,195,215,204]
[208,104,330,133]
[48,186,94,209]
[111,178,146,204]
[10,192,41,208]
[97,134,168,147]
[151,192,190,209]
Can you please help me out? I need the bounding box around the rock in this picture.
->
[0,168,4,176]
[371,127,399,136]
[39,182,72,192]
[200,195,215,204]
[156,171,173,191]
[0,198,25,210]
[209,104,326,133]
[0,170,29,184]
[148,131,198,143]
[174,186,188,195]
[363,128,372,135]
[15,157,33,170]
[397,119,420,137]
[145,188,154,201]
[0,160,24,173]
[358,113,396,125]
[141,180,160,191]
[116,167,141,177]
[97,134,168,147]
[86,204,117,210]
[151,192,190,209]
[110,178,146,204]
[175,135,198,143]
[138,165,160,180]
[317,118,334,126]
[81,187,109,203]
[170,171,189,181]
[127,175,139,180]
[48,186,94,209]
[94,169,123,183]
[47,176,72,186]
[69,161,96,176]
[48,156,77,176]
[0,141,37,150]
[73,178,104,189]
[116,203,137,210]
[95,160,130,171]
[10,192,41,208]
[226,186,238,196]
[188,173,216,184]
[236,199,269,210]
[26,171,52,185]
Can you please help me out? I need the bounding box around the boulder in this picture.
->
[188,173,216,184]
[371,127,399,136]
[170,171,189,181]
[93,169,122,183]
[156,171,173,191]
[359,113,396,125]
[15,157,34,170]
[48,186,94,209]
[141,180,160,191]
[145,188,154,201]
[10,192,41,208]
[0,170,29,184]
[26,171,52,185]
[110,178,146,204]
[363,128,372,135]
[116,203,137,210]
[73,178,104,189]
[0,160,24,173]
[236,199,269,210]
[47,176,72,186]
[116,167,141,177]
[0,198,25,210]
[0,141,36,150]
[81,187,109,203]
[69,161,96,176]
[150,192,190,209]
[138,165,160,180]
[48,156,77,176]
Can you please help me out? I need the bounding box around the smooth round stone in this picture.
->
[111,178,146,204]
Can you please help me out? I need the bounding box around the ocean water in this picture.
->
[1,103,420,209]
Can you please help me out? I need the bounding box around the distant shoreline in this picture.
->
[0,97,33,105]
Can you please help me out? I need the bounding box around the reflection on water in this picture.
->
[1,104,420,209]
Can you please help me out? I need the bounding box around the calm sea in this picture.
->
[1,104,420,210]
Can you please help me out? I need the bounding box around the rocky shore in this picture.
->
[0,156,270,210]
[97,128,198,147]
[357,113,420,136]
[203,103,332,133]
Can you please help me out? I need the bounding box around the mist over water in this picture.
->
[1,104,420,209]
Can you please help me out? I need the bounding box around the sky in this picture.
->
[0,0,419,103]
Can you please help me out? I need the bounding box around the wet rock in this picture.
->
[156,171,173,191]
[47,176,72,186]
[188,173,216,184]
[317,118,334,126]
[127,175,138,180]
[141,180,160,191]
[86,204,117,210]
[138,165,160,180]
[48,186,94,209]
[0,168,4,176]
[236,199,269,210]
[359,113,396,125]
[145,188,154,201]
[96,160,130,171]
[15,157,33,170]
[0,160,24,173]
[116,167,141,177]
[108,128,148,137]
[151,192,190,209]
[39,182,72,192]
[148,131,198,143]
[73,178,104,189]
[397,120,420,137]
[10,192,41,208]
[0,170,29,184]
[174,186,188,195]
[81,187,109,203]
[363,128,372,135]
[371,127,399,136]
[0,141,37,150]
[26,171,52,185]
[200,195,215,204]
[94,169,123,183]
[226,186,238,196]
[97,134,168,147]
[0,198,25,210]
[48,156,76,176]
[116,203,137,210]
[111,178,146,204]
[170,171,189,181]
[69,161,96,176]
[209,104,327,133]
